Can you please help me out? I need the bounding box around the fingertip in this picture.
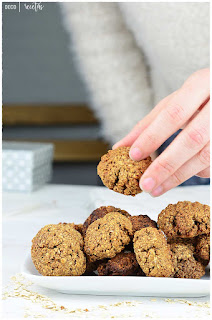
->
[149,193,160,198]
[139,177,156,192]
[129,147,143,161]
[112,142,120,150]
[150,185,163,197]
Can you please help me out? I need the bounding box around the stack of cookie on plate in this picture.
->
[31,202,210,279]
[31,147,210,278]
[157,201,210,278]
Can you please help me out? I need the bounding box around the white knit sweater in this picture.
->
[60,2,209,144]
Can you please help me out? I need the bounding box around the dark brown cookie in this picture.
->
[83,206,130,235]
[74,223,84,236]
[133,227,174,277]
[130,215,157,234]
[124,242,134,252]
[97,252,145,276]
[157,201,210,238]
[97,147,152,196]
[83,254,99,275]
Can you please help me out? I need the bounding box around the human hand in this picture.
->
[113,68,210,196]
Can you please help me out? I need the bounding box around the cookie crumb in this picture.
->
[164,298,210,308]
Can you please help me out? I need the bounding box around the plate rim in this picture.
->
[22,253,210,283]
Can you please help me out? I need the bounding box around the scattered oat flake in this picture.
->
[2,273,90,316]
[8,273,208,319]
[98,305,108,310]
[113,302,122,307]
[164,298,210,308]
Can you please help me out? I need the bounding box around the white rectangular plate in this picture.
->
[22,254,210,297]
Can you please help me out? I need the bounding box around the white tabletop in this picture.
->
[2,184,210,319]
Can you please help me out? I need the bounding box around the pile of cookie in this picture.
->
[31,147,210,278]
[31,202,210,278]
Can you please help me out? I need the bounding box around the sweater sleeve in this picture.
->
[60,2,152,144]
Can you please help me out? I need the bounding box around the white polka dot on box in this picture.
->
[2,141,54,192]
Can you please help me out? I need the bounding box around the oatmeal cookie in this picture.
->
[97,147,152,196]
[170,242,205,279]
[174,258,205,279]
[130,215,157,234]
[83,206,130,235]
[84,212,133,261]
[133,227,174,277]
[59,222,84,236]
[195,234,210,265]
[31,223,86,276]
[97,252,145,276]
[157,201,210,238]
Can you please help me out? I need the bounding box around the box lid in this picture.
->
[2,141,54,169]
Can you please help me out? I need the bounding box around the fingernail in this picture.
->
[112,143,119,150]
[151,186,163,197]
[140,177,156,192]
[129,147,143,161]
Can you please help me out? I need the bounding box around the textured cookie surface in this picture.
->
[97,147,152,196]
[130,215,157,235]
[133,227,174,277]
[167,237,197,246]
[84,212,133,261]
[83,206,130,235]
[195,234,210,264]
[97,252,145,276]
[170,242,205,279]
[31,223,86,276]
[157,201,210,238]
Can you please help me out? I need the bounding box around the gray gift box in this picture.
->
[2,141,54,192]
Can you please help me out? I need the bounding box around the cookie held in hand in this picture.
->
[97,147,152,196]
